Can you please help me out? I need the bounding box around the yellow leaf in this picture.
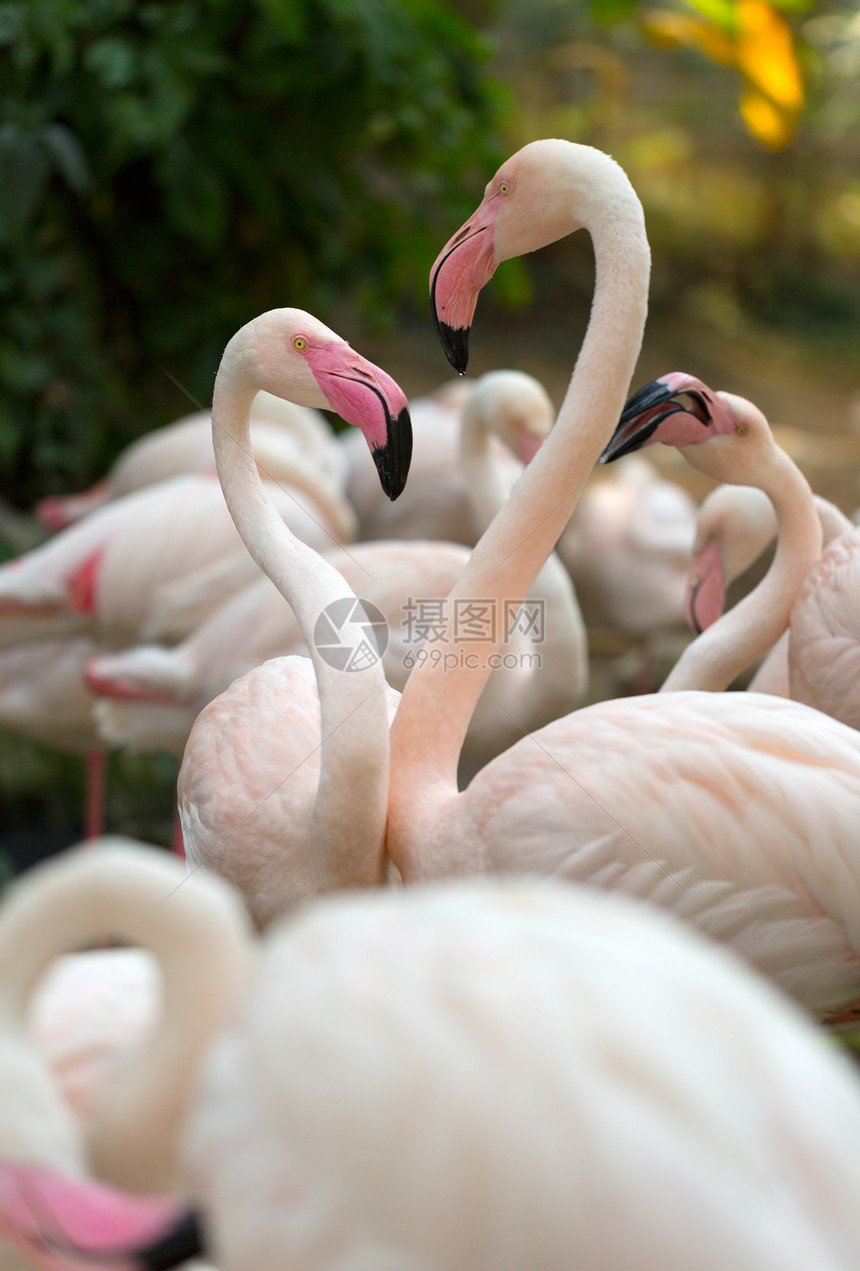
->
[739,85,798,148]
[736,1,804,110]
[642,10,735,62]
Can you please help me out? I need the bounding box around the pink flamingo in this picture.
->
[6,841,860,1270]
[789,529,860,728]
[625,379,860,728]
[385,138,860,1022]
[35,390,344,530]
[0,638,108,839]
[171,308,412,928]
[603,373,823,692]
[684,483,853,699]
[0,459,356,652]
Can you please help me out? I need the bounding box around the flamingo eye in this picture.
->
[293,336,308,352]
[499,181,510,195]
[735,424,747,436]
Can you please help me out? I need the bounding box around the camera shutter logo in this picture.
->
[313,598,389,672]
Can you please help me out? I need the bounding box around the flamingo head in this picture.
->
[685,537,726,634]
[430,140,629,373]
[685,485,778,634]
[0,1157,202,1270]
[228,309,413,501]
[464,369,555,465]
[602,373,777,489]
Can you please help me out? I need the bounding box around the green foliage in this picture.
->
[0,0,507,506]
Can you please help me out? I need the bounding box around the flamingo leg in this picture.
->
[83,750,107,841]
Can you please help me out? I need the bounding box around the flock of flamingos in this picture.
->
[2,138,860,1269]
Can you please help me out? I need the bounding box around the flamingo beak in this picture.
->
[429,200,499,374]
[306,343,413,501]
[685,538,726,635]
[0,1159,203,1270]
[600,374,717,464]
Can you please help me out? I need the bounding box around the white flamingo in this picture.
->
[35,390,344,530]
[4,840,860,1270]
[0,461,356,652]
[385,138,860,1022]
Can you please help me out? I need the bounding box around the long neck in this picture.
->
[459,409,519,532]
[211,372,391,888]
[460,402,588,731]
[662,447,822,692]
[0,843,252,1194]
[387,210,650,852]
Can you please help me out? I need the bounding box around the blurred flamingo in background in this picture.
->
[557,452,697,688]
[35,390,345,530]
[0,637,107,840]
[0,454,357,653]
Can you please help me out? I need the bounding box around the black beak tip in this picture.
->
[436,321,470,375]
[373,406,413,501]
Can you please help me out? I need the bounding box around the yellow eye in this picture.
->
[499,180,509,195]
[735,424,747,436]
[293,336,308,352]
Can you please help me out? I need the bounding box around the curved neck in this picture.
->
[211,372,391,887]
[814,494,853,548]
[0,844,252,1194]
[388,209,650,854]
[662,447,822,692]
[459,410,519,533]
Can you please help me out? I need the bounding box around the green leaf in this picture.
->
[84,35,137,89]
[42,123,90,192]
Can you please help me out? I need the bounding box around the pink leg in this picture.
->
[83,749,107,840]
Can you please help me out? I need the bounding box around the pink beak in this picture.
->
[685,538,726,634]
[429,197,499,374]
[0,1159,201,1270]
[305,342,412,501]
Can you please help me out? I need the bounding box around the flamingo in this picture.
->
[612,376,860,730]
[339,374,547,545]
[0,460,356,652]
[35,390,345,531]
[385,137,860,1021]
[683,484,853,697]
[0,637,108,839]
[601,373,824,692]
[788,529,860,729]
[556,452,697,677]
[86,369,586,786]
[5,841,860,1271]
[162,308,412,929]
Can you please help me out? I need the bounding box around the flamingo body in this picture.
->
[789,530,860,729]
[5,842,860,1270]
